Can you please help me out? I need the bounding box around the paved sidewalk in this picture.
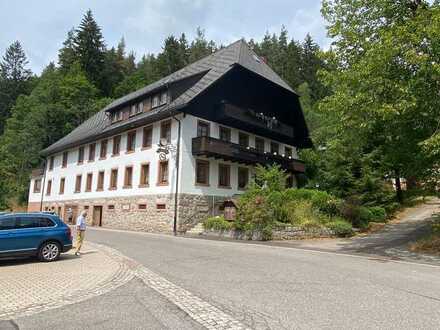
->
[0,242,134,320]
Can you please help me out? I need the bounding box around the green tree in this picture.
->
[73,9,106,93]
[319,0,440,202]
[0,41,32,134]
[58,28,77,72]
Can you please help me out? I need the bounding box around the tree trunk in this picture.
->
[395,175,404,204]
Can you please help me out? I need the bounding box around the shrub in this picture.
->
[284,200,328,230]
[203,216,233,231]
[283,188,341,217]
[327,219,354,237]
[368,206,387,222]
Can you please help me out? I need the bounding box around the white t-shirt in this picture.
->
[76,215,86,231]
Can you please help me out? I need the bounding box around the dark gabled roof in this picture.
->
[42,40,297,156]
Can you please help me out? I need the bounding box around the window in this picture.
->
[49,156,54,171]
[137,102,143,113]
[160,91,167,105]
[238,167,249,189]
[62,151,68,168]
[158,161,169,185]
[143,98,151,112]
[255,137,265,153]
[285,146,293,158]
[197,121,210,137]
[156,203,166,210]
[75,175,82,193]
[218,164,231,188]
[108,204,115,210]
[112,135,121,156]
[88,143,96,161]
[100,139,108,159]
[152,94,160,108]
[270,142,279,155]
[239,132,249,148]
[0,217,15,230]
[126,131,136,153]
[160,120,171,143]
[16,217,54,229]
[138,204,147,210]
[110,169,118,189]
[122,108,129,120]
[124,166,133,188]
[86,173,93,192]
[33,179,42,193]
[59,178,65,195]
[117,111,123,121]
[130,104,136,116]
[219,126,231,142]
[46,180,52,196]
[139,163,150,187]
[195,160,210,185]
[78,146,84,164]
[97,171,104,191]
[142,126,153,149]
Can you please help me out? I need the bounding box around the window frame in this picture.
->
[46,179,52,196]
[238,167,249,190]
[238,132,249,148]
[85,173,93,192]
[59,177,65,195]
[49,156,54,171]
[195,159,210,186]
[110,168,118,190]
[62,151,68,168]
[285,146,293,158]
[219,126,231,142]
[157,160,169,186]
[112,135,121,156]
[160,120,171,143]
[197,120,210,137]
[97,171,105,191]
[142,126,153,149]
[255,137,265,153]
[78,146,85,164]
[33,179,42,193]
[218,163,231,188]
[126,130,137,153]
[100,139,108,159]
[270,142,279,155]
[88,143,96,162]
[74,175,82,193]
[124,166,133,188]
[139,163,150,187]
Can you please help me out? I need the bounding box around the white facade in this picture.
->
[29,114,298,206]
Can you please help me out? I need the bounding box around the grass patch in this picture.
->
[409,214,440,255]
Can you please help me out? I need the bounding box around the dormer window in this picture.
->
[152,95,160,108]
[130,104,136,117]
[137,101,143,114]
[160,92,167,105]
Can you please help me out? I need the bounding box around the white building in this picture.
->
[28,40,312,233]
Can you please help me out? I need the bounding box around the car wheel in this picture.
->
[38,241,61,262]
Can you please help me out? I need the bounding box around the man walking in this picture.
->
[75,210,87,256]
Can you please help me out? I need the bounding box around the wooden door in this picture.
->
[93,206,103,226]
[64,205,78,224]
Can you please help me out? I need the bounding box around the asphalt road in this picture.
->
[70,227,440,329]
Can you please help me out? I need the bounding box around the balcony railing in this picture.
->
[192,136,305,173]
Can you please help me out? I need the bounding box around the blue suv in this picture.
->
[0,212,72,262]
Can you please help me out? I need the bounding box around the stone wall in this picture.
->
[40,193,228,233]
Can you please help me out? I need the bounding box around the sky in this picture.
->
[0,0,330,74]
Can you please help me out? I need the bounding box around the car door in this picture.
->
[9,215,45,252]
[0,216,17,253]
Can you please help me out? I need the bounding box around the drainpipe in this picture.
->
[172,115,182,235]
[39,158,47,212]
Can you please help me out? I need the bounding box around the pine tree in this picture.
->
[189,28,215,63]
[0,41,32,134]
[73,9,106,93]
[157,36,187,76]
[58,28,77,72]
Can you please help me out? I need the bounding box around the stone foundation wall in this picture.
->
[177,194,229,232]
[40,193,228,233]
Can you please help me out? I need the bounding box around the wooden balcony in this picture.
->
[192,136,305,173]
